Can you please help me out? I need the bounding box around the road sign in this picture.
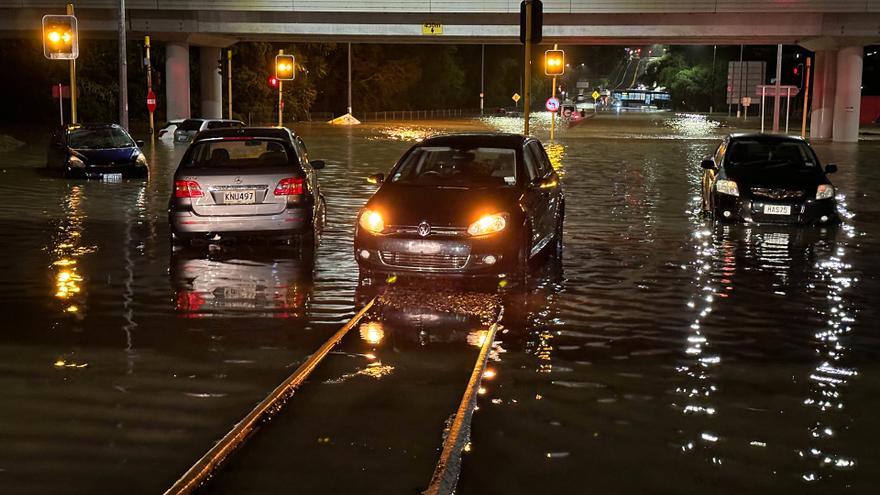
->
[422,23,443,35]
[756,84,799,97]
[42,15,79,60]
[146,89,157,113]
[512,93,521,103]
[51,84,71,99]
[562,107,573,118]
[545,97,560,112]
[592,90,600,101]
[741,96,752,107]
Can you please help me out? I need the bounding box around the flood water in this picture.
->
[0,114,878,493]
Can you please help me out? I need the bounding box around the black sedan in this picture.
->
[47,123,148,179]
[701,134,838,225]
[354,133,564,278]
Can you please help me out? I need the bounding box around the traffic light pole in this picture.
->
[228,49,233,120]
[523,1,532,135]
[278,49,284,127]
[550,43,557,141]
[66,3,77,124]
[801,57,811,138]
[145,35,154,138]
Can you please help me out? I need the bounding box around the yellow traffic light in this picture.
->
[275,54,295,81]
[545,49,564,76]
[42,15,78,60]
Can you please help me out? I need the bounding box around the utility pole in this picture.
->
[710,44,716,114]
[523,1,533,135]
[736,44,743,119]
[227,48,233,120]
[801,57,811,138]
[118,0,128,129]
[480,44,485,116]
[347,43,353,116]
[773,44,782,133]
[66,3,77,124]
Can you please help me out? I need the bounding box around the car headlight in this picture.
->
[358,209,385,234]
[468,213,508,237]
[816,184,835,200]
[68,155,85,168]
[715,179,739,197]
[135,153,148,167]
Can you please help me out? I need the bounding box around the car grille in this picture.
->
[386,225,468,237]
[379,251,469,270]
[751,187,805,200]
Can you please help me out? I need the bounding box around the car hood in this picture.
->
[726,168,827,192]
[72,147,138,165]
[366,184,522,227]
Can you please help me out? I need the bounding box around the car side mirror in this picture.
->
[367,173,384,185]
[536,176,558,189]
[310,159,325,170]
[135,139,145,148]
[700,157,716,170]
[825,163,838,174]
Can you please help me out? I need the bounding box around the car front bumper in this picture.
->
[713,194,838,225]
[354,230,518,277]
[68,165,148,179]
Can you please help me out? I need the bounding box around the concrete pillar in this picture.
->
[811,49,837,140]
[832,46,863,143]
[199,47,222,119]
[165,42,191,121]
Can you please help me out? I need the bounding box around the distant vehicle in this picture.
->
[354,133,564,278]
[701,134,839,225]
[168,127,326,246]
[157,119,184,141]
[46,123,148,179]
[173,118,245,144]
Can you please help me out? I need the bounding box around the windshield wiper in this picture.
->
[732,158,793,168]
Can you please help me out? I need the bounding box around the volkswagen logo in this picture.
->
[233,176,243,185]
[417,221,431,237]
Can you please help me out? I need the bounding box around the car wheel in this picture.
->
[512,224,533,283]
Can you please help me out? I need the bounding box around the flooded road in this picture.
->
[0,114,878,493]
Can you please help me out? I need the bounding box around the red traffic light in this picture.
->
[268,75,279,88]
[793,66,799,76]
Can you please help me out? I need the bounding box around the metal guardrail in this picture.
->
[352,109,480,122]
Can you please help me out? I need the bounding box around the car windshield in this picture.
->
[726,140,819,172]
[185,139,293,168]
[391,146,517,187]
[69,127,134,149]
[178,119,203,132]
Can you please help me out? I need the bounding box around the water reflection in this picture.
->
[49,185,95,318]
[170,246,314,319]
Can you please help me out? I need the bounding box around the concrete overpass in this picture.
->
[2,0,879,141]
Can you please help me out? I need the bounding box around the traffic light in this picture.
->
[268,75,279,88]
[793,66,800,76]
[545,49,564,76]
[217,58,223,76]
[275,54,295,81]
[42,15,78,60]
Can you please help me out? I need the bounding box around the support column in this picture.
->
[199,47,222,119]
[165,42,190,121]
[811,49,837,140]
[832,46,863,143]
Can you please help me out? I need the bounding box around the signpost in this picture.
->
[757,85,799,134]
[42,4,79,123]
[422,23,443,35]
[512,93,521,106]
[144,35,155,137]
[520,0,543,135]
[52,84,70,125]
[546,97,560,112]
[741,96,751,120]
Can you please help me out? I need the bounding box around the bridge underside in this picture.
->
[1,10,879,47]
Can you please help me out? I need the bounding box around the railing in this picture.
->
[352,109,480,122]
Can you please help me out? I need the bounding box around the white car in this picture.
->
[157,120,184,141]
[174,118,245,144]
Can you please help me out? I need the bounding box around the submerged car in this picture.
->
[701,134,838,225]
[354,133,564,277]
[46,123,148,179]
[168,127,326,246]
[173,118,245,144]
[157,119,184,141]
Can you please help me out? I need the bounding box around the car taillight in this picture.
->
[275,177,304,196]
[175,180,203,198]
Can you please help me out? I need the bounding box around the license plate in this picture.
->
[763,204,791,215]
[223,190,256,204]
[102,173,123,182]
[220,286,257,300]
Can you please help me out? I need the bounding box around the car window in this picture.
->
[528,141,552,178]
[207,121,238,129]
[69,127,134,149]
[295,137,309,162]
[391,146,517,187]
[178,119,203,131]
[185,139,296,168]
[726,140,818,172]
[523,143,541,182]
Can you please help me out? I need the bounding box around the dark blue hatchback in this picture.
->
[47,123,148,179]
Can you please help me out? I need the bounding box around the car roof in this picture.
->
[193,127,295,142]
[64,123,123,131]
[418,133,530,149]
[728,133,807,143]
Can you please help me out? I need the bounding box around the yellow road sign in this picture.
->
[422,23,443,35]
[592,90,600,101]
[512,93,521,103]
